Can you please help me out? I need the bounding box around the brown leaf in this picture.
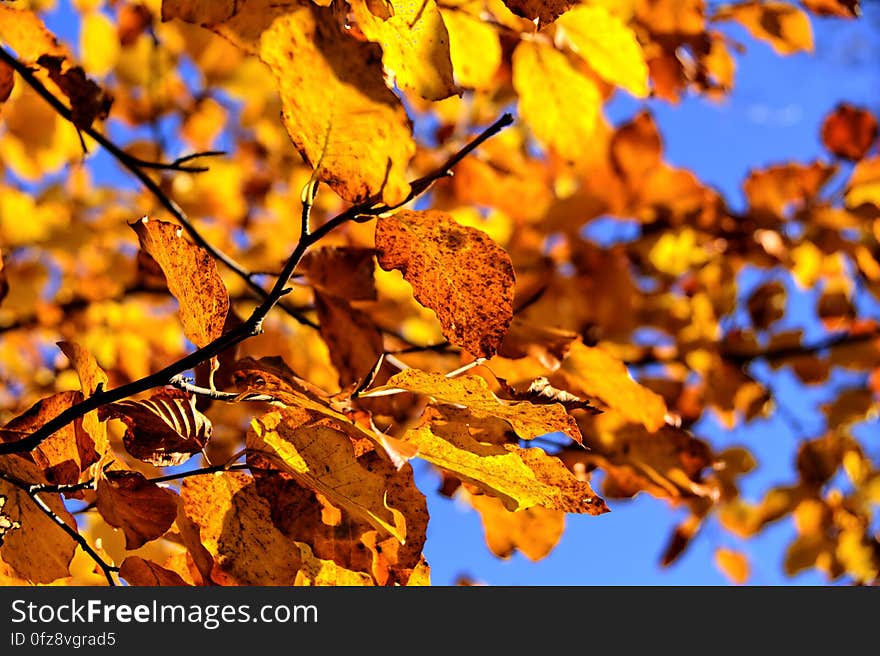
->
[36,55,113,131]
[611,110,663,181]
[375,209,515,358]
[131,217,230,348]
[300,246,377,301]
[96,470,178,549]
[498,318,578,366]
[800,0,859,18]
[314,291,383,388]
[501,0,577,25]
[294,541,374,585]
[120,556,190,586]
[100,390,211,467]
[0,61,12,104]
[0,455,77,583]
[182,471,301,585]
[661,514,702,567]
[821,103,878,161]
[744,162,836,219]
[747,281,786,330]
[118,3,154,46]
[2,391,92,485]
[505,377,599,414]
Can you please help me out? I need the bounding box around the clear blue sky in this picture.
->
[37,1,880,585]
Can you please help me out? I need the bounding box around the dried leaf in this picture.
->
[559,342,668,432]
[96,470,178,549]
[376,369,583,443]
[845,156,880,208]
[119,556,191,586]
[557,5,649,97]
[610,110,662,181]
[0,61,13,103]
[247,407,409,542]
[0,495,20,546]
[512,40,602,161]
[0,455,76,583]
[37,55,113,131]
[131,217,229,348]
[100,390,212,467]
[375,209,515,359]
[58,341,110,462]
[715,1,813,55]
[821,103,878,161]
[800,0,859,18]
[294,541,375,586]
[350,0,457,100]
[0,6,65,63]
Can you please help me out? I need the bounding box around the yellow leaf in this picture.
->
[560,341,668,431]
[648,228,709,276]
[247,408,408,542]
[714,547,750,584]
[635,0,705,35]
[0,6,65,63]
[512,40,601,161]
[131,217,230,348]
[467,491,566,561]
[57,341,109,462]
[80,11,119,76]
[181,471,301,585]
[440,7,501,89]
[715,1,813,55]
[375,209,515,359]
[349,0,457,100]
[402,407,606,513]
[294,542,374,586]
[374,369,583,443]
[557,5,649,97]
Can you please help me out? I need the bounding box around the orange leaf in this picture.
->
[821,103,878,161]
[0,6,65,63]
[314,291,383,388]
[715,1,813,55]
[100,390,211,467]
[96,470,178,549]
[715,547,750,584]
[58,341,110,462]
[501,0,577,25]
[800,0,859,18]
[467,491,566,561]
[119,556,191,586]
[0,61,12,103]
[131,217,229,348]
[560,342,668,432]
[375,209,515,359]
[300,246,377,301]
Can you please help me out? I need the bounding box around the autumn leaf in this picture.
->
[557,5,649,98]
[715,547,750,584]
[440,7,502,89]
[294,542,374,586]
[821,103,878,161]
[845,156,880,208]
[0,6,65,63]
[501,0,577,25]
[314,291,384,388]
[1,391,94,485]
[559,341,668,432]
[99,390,211,467]
[0,61,12,103]
[467,491,566,561]
[800,0,860,18]
[715,1,814,55]
[37,54,113,131]
[374,369,583,443]
[247,407,408,542]
[131,217,229,348]
[182,471,302,585]
[300,246,377,301]
[349,0,458,100]
[119,556,190,586]
[401,407,605,513]
[96,470,178,549]
[512,39,602,161]
[58,341,110,463]
[375,209,515,359]
[0,455,77,583]
[610,110,663,181]
[0,494,20,546]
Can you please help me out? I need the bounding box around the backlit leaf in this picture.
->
[96,470,178,549]
[715,547,750,584]
[375,209,515,359]
[440,7,502,89]
[294,541,375,586]
[501,0,577,25]
[467,491,566,561]
[314,291,384,388]
[131,217,229,348]
[349,0,457,100]
[119,556,191,586]
[512,40,602,161]
[715,1,814,55]
[0,6,65,62]
[557,5,649,97]
[821,103,878,161]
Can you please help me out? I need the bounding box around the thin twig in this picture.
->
[169,375,277,404]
